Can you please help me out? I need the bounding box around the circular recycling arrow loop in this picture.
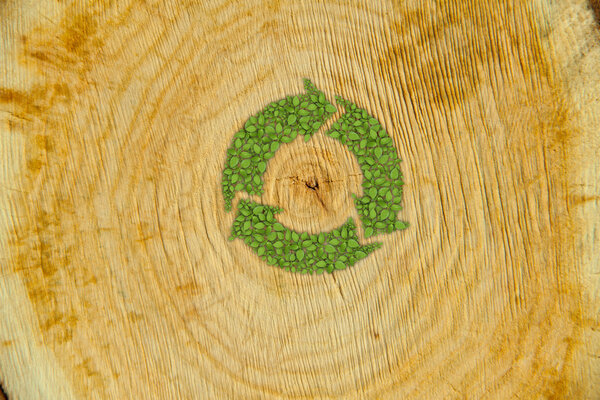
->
[222,79,407,274]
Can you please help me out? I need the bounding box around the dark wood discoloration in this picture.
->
[591,0,600,27]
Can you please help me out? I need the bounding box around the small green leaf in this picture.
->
[296,250,304,261]
[334,261,345,270]
[348,239,359,248]
[273,241,284,248]
[395,220,409,230]
[325,244,336,253]
[229,157,239,167]
[270,142,279,152]
[258,161,267,173]
[364,227,374,237]
[288,114,297,125]
[325,104,337,113]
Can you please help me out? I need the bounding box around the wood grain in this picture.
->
[1,0,599,398]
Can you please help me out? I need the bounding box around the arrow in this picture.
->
[325,96,409,238]
[222,79,337,211]
[230,199,382,274]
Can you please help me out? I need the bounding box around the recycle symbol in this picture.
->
[222,79,408,274]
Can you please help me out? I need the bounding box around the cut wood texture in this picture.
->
[1,0,599,398]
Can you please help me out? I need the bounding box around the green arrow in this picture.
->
[326,96,408,237]
[222,79,337,211]
[230,199,381,274]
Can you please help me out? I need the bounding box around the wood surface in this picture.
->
[1,0,600,398]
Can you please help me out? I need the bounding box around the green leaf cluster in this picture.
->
[230,200,381,274]
[326,96,409,237]
[222,79,337,210]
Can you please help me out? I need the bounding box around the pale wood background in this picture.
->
[1,0,599,398]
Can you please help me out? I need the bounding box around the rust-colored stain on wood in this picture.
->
[0,0,599,399]
[591,0,600,26]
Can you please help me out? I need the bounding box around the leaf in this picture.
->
[335,261,345,270]
[364,227,374,237]
[296,250,305,261]
[348,239,359,248]
[229,157,239,167]
[258,161,267,173]
[348,132,360,141]
[274,241,284,248]
[325,104,337,113]
[395,220,409,230]
[270,142,279,152]
[325,244,336,253]
[288,114,297,125]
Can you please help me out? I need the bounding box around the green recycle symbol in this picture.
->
[222,79,408,274]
